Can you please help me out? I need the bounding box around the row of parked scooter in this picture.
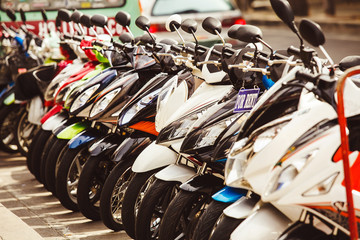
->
[1,0,360,239]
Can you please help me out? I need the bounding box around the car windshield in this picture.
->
[152,0,234,16]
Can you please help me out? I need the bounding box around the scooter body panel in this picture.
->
[230,203,292,240]
[67,128,106,149]
[88,133,124,157]
[42,111,68,131]
[132,142,178,173]
[223,195,260,219]
[155,163,195,183]
[179,174,224,195]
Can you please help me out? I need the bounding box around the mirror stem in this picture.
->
[77,23,86,36]
[174,27,185,46]
[191,31,198,46]
[214,29,225,46]
[319,45,335,76]
[125,26,135,40]
[256,37,273,57]
[90,27,99,38]
[104,25,113,38]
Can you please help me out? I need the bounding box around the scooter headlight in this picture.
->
[119,88,161,126]
[252,121,289,153]
[70,84,100,113]
[263,148,319,199]
[90,88,121,118]
[225,138,251,188]
[156,104,214,144]
[193,114,241,150]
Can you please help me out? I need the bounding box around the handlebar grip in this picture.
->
[211,49,221,58]
[113,42,123,49]
[287,46,300,57]
[295,71,318,83]
[185,46,195,55]
[64,34,72,40]
[92,41,105,47]
[170,44,183,53]
[73,36,82,42]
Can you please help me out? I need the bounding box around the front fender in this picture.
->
[111,137,153,165]
[132,142,178,173]
[230,203,292,240]
[88,133,124,157]
[223,194,260,219]
[212,186,248,203]
[277,221,332,240]
[67,128,106,149]
[179,174,224,195]
[42,111,68,131]
[56,121,90,140]
[155,164,196,183]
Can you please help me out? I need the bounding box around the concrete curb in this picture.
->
[0,203,43,240]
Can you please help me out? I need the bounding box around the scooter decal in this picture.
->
[3,92,15,105]
[56,122,90,140]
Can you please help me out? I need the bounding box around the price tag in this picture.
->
[234,88,260,113]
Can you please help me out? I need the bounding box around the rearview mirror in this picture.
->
[270,0,297,33]
[41,9,48,22]
[227,24,242,39]
[58,9,72,23]
[165,14,181,32]
[6,9,16,22]
[135,16,151,31]
[71,10,83,24]
[202,17,222,35]
[20,9,26,24]
[115,11,131,27]
[236,25,263,43]
[119,32,133,43]
[91,14,108,28]
[299,19,325,47]
[181,19,197,34]
[80,14,92,28]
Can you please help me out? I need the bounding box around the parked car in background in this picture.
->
[139,0,246,43]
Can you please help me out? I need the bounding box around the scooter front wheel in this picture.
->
[77,154,115,221]
[208,214,243,240]
[158,190,209,240]
[15,108,39,157]
[192,200,232,240]
[0,104,21,153]
[55,146,90,211]
[135,179,180,240]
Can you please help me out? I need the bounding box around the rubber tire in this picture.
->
[15,108,39,157]
[121,170,160,239]
[0,104,21,153]
[192,200,232,240]
[43,138,68,194]
[77,154,115,221]
[26,128,42,175]
[208,214,243,240]
[39,133,57,184]
[135,179,179,240]
[158,190,208,240]
[55,146,90,211]
[99,161,134,231]
[28,129,52,182]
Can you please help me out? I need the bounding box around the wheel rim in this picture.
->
[17,111,37,153]
[66,149,89,203]
[135,175,156,217]
[110,167,133,224]
[0,107,19,151]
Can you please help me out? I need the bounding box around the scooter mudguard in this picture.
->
[230,203,292,240]
[155,164,196,183]
[56,121,90,140]
[42,111,68,131]
[40,105,63,124]
[132,142,178,173]
[212,186,248,203]
[111,137,153,165]
[88,133,124,157]
[277,221,331,240]
[179,174,224,195]
[52,117,83,135]
[223,195,260,219]
[67,128,106,149]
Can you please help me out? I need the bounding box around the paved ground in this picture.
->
[0,152,131,240]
